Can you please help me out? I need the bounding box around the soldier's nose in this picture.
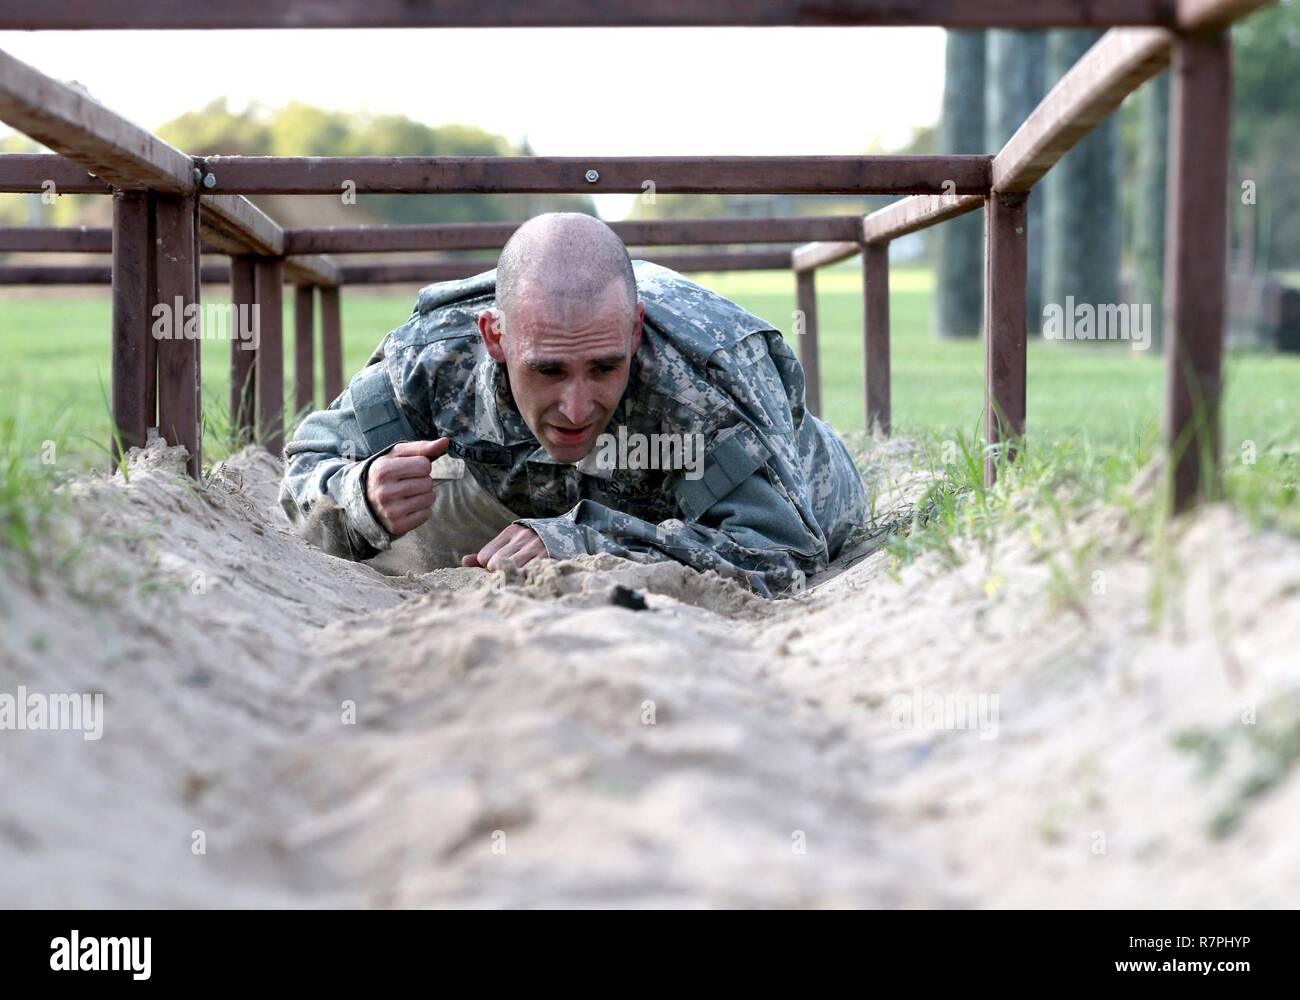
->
[557,384,595,426]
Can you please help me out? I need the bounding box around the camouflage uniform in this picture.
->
[279,261,867,597]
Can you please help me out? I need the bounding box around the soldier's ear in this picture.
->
[629,301,644,356]
[478,308,508,363]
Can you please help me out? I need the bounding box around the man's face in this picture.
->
[478,281,644,463]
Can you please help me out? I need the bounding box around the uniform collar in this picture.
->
[477,360,538,447]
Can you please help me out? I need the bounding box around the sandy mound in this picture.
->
[1,439,1296,907]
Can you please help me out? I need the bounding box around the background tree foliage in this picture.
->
[156,100,595,224]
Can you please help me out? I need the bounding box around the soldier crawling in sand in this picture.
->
[279,212,867,597]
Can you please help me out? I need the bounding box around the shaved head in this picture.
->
[495,212,637,326]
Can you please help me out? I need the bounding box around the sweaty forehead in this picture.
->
[506,284,635,361]
[516,316,632,365]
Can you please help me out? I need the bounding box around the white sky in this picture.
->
[0,27,946,219]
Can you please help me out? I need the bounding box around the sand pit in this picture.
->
[1,439,1297,907]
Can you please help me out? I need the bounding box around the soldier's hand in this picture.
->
[462,523,547,571]
[364,438,450,538]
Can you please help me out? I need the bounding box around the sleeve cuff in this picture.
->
[513,515,586,560]
[342,454,394,554]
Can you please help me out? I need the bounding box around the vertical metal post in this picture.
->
[229,255,257,448]
[320,285,344,403]
[863,242,891,436]
[293,283,316,417]
[1164,31,1231,513]
[110,190,154,458]
[983,192,1029,487]
[795,267,821,418]
[153,192,201,478]
[255,257,285,453]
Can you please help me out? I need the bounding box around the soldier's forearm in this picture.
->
[515,495,810,598]
[279,453,394,561]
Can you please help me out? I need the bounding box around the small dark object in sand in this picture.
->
[609,585,649,611]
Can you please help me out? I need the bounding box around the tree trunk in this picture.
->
[1043,30,1122,335]
[1135,71,1169,349]
[986,30,1047,328]
[934,30,986,340]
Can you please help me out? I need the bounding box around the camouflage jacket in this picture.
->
[279,261,866,597]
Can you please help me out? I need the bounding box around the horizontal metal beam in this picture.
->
[0,262,233,284]
[338,250,794,285]
[861,193,984,244]
[0,47,195,192]
[200,155,992,196]
[0,225,112,252]
[0,257,337,287]
[791,240,861,271]
[0,52,339,283]
[199,194,283,256]
[780,192,987,271]
[284,215,866,254]
[0,249,792,288]
[0,216,865,257]
[992,27,1173,193]
[1178,0,1273,31]
[284,255,340,288]
[0,1,1178,30]
[0,153,111,193]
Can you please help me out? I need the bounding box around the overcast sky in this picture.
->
[0,27,946,218]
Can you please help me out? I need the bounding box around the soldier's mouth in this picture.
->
[547,423,593,446]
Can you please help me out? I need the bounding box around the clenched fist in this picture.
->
[364,438,450,538]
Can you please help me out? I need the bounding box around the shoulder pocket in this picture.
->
[350,364,416,454]
[674,423,771,521]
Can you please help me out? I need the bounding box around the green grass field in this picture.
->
[2,263,1296,468]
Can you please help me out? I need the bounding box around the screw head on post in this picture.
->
[584,169,600,184]
[203,173,217,189]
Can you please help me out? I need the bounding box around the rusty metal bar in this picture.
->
[336,250,792,285]
[199,155,991,196]
[1178,0,1273,31]
[320,286,344,403]
[0,262,231,284]
[0,1,1178,30]
[992,28,1172,194]
[0,49,194,192]
[791,240,860,271]
[152,193,202,477]
[0,226,112,252]
[862,242,891,436]
[282,215,866,253]
[0,253,795,286]
[1164,30,1231,512]
[293,284,316,417]
[2,218,856,257]
[861,193,984,245]
[983,193,1030,486]
[110,191,154,456]
[0,153,111,193]
[794,268,821,419]
[229,255,257,448]
[253,258,285,453]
